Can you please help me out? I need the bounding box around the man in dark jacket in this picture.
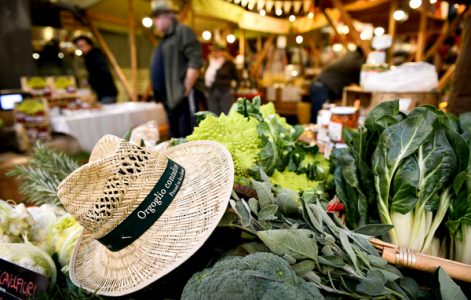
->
[73,35,118,104]
[150,0,203,138]
[310,48,365,123]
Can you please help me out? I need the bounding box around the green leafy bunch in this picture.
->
[332,100,471,258]
[7,142,79,206]
[220,171,428,299]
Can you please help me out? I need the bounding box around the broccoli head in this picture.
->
[181,252,323,300]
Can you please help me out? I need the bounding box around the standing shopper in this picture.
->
[150,0,203,138]
[448,12,471,115]
[205,44,238,115]
[73,35,118,104]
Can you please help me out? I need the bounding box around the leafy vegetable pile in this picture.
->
[217,172,431,299]
[187,97,333,195]
[0,199,83,275]
[333,100,471,263]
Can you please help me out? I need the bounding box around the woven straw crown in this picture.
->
[58,136,167,240]
[57,135,234,296]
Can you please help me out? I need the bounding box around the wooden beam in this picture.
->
[87,11,130,27]
[331,0,371,55]
[388,0,398,63]
[306,35,321,68]
[322,9,349,51]
[86,14,134,101]
[344,0,392,12]
[128,0,138,101]
[415,0,430,61]
[424,6,468,61]
[178,1,191,23]
[438,64,456,92]
[250,35,274,78]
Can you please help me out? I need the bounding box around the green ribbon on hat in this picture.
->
[97,159,185,252]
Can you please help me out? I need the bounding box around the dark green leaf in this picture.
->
[453,171,467,196]
[367,255,387,268]
[459,112,471,135]
[318,256,345,268]
[390,156,419,214]
[275,188,299,215]
[365,100,400,133]
[250,179,275,209]
[356,270,386,296]
[339,230,359,273]
[353,224,395,236]
[436,267,467,300]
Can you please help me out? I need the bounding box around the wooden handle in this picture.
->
[382,247,471,283]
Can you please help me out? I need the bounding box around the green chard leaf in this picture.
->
[365,99,400,133]
[390,156,419,214]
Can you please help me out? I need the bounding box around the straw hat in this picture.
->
[57,135,234,296]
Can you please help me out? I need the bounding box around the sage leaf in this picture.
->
[356,270,386,296]
[436,267,467,300]
[339,230,359,273]
[258,204,278,221]
[292,260,315,275]
[251,179,274,209]
[258,229,318,262]
[248,198,259,215]
[353,224,394,237]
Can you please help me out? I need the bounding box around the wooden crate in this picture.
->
[342,86,440,111]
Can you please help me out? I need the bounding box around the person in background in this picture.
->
[205,43,238,115]
[309,48,365,123]
[150,0,203,138]
[73,35,118,104]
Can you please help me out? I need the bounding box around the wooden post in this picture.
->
[438,64,456,92]
[239,29,246,60]
[322,9,349,50]
[331,0,371,55]
[250,35,274,77]
[388,0,398,62]
[415,0,430,61]
[128,0,138,101]
[86,15,134,101]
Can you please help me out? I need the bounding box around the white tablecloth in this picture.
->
[51,102,167,151]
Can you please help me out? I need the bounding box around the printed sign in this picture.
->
[0,258,50,300]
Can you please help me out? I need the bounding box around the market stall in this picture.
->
[1,0,471,299]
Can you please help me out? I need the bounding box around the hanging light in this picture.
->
[289,15,296,22]
[409,0,422,9]
[32,53,40,60]
[275,8,283,16]
[360,31,372,40]
[374,26,385,36]
[339,24,350,35]
[393,9,409,21]
[332,43,343,52]
[429,0,437,3]
[202,30,212,41]
[58,52,64,59]
[75,49,83,56]
[226,34,236,44]
[142,17,153,28]
[259,9,266,16]
[307,12,314,19]
[295,35,303,44]
[347,43,357,51]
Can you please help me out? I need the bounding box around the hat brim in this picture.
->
[68,140,234,296]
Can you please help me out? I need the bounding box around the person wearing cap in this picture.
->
[204,43,239,115]
[150,0,203,138]
[73,35,118,104]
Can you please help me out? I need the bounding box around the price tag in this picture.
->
[0,258,50,300]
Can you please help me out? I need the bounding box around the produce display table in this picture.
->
[50,102,167,152]
[342,86,439,111]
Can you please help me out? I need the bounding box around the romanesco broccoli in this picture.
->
[187,113,262,179]
[270,169,321,193]
[181,252,323,300]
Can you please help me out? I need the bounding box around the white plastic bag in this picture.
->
[361,62,438,92]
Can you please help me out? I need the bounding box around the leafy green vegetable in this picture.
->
[435,267,467,300]
[269,169,321,193]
